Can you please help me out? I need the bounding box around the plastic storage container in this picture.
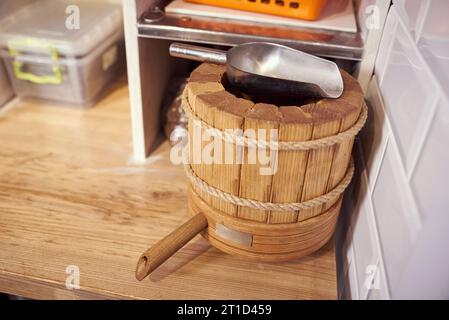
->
[0,0,124,105]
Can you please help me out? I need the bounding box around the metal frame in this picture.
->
[137,6,364,61]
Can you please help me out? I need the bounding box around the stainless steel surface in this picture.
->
[139,10,364,61]
[169,43,226,64]
[229,42,344,98]
[142,7,164,23]
[170,42,344,99]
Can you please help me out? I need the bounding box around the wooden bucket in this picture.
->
[136,63,367,280]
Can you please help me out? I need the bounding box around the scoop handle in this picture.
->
[135,213,208,281]
[169,43,227,64]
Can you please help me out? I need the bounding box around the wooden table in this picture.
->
[0,78,337,299]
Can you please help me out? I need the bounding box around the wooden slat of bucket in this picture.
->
[188,87,224,203]
[238,103,282,223]
[190,91,221,205]
[326,71,363,190]
[187,63,225,113]
[187,82,224,114]
[211,92,253,216]
[189,63,226,83]
[268,106,313,224]
[307,100,352,213]
[322,71,364,211]
[186,64,227,206]
[299,104,341,221]
[325,103,360,188]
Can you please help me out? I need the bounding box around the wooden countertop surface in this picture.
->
[0,78,336,300]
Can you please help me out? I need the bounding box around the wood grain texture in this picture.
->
[325,71,363,192]
[190,88,218,206]
[189,188,341,258]
[316,70,363,212]
[269,106,313,223]
[0,77,337,300]
[299,104,342,220]
[187,64,227,213]
[185,64,362,226]
[136,213,207,281]
[189,63,226,83]
[210,92,253,216]
[238,103,282,222]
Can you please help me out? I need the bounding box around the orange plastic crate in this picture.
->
[185,0,328,21]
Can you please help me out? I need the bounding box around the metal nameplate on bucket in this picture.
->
[215,223,253,247]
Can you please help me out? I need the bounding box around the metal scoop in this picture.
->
[170,42,343,99]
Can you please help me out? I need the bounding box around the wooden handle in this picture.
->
[135,213,208,281]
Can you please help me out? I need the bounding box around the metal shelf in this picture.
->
[137,6,364,61]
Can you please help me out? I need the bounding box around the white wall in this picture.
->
[342,0,449,299]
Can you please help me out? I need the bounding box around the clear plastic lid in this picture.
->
[0,0,122,57]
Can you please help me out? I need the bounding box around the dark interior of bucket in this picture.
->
[182,52,355,107]
[220,72,318,107]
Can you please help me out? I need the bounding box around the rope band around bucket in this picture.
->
[181,88,368,151]
[183,159,354,212]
